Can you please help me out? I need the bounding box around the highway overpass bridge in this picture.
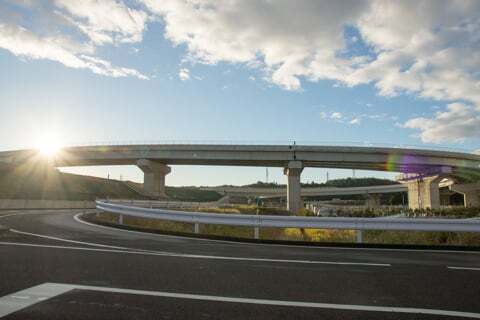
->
[201,184,408,207]
[1,144,479,212]
[201,184,408,197]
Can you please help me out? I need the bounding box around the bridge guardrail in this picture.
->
[96,201,480,243]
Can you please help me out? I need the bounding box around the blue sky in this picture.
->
[0,1,479,186]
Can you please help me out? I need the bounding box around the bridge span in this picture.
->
[1,144,479,212]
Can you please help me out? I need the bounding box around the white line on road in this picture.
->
[448,266,480,271]
[1,282,480,319]
[0,241,390,266]
[0,283,72,318]
[9,228,164,253]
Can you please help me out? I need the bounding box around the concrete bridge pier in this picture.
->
[283,161,303,214]
[136,159,171,199]
[404,175,442,210]
[450,183,480,208]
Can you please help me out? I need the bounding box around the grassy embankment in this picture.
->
[0,164,221,201]
[90,205,480,246]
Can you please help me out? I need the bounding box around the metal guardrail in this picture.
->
[96,201,480,243]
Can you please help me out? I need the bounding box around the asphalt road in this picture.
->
[0,209,479,319]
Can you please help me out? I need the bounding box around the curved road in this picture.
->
[0,209,479,319]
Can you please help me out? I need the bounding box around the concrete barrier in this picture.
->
[0,199,96,210]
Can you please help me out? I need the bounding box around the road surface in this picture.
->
[0,209,479,319]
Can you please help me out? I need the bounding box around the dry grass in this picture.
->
[91,212,480,246]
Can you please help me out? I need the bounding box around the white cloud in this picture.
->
[319,112,328,119]
[331,112,343,120]
[139,0,480,141]
[178,68,190,81]
[140,0,368,91]
[140,1,480,109]
[0,23,147,79]
[404,103,480,143]
[2,0,480,142]
[55,0,149,45]
[0,1,148,79]
[349,118,361,125]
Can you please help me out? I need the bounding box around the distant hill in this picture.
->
[242,177,399,189]
[0,164,142,200]
[322,177,399,188]
[0,164,222,202]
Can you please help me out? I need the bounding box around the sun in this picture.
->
[36,138,62,156]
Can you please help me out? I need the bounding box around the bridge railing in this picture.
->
[96,201,480,243]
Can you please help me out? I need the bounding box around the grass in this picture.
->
[0,163,140,200]
[364,230,480,246]
[0,162,221,202]
[90,210,480,246]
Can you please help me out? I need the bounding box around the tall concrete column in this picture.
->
[450,183,480,208]
[283,161,303,214]
[404,175,442,209]
[136,159,171,199]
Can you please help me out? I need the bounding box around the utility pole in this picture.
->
[326,171,329,182]
[265,168,269,184]
[352,169,356,178]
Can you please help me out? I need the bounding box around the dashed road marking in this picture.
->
[448,266,480,271]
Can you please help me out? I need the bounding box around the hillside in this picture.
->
[242,177,399,189]
[0,164,222,201]
[0,164,142,200]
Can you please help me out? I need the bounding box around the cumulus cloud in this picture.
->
[55,0,149,45]
[2,0,480,142]
[141,0,368,90]
[139,0,480,141]
[0,0,147,79]
[404,103,480,143]
[330,112,343,120]
[178,68,190,81]
[140,1,480,108]
[0,23,147,79]
[349,118,361,125]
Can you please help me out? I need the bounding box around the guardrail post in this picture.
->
[194,223,200,234]
[254,227,260,240]
[356,230,363,244]
[118,214,124,225]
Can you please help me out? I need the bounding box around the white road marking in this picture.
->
[0,283,72,317]
[10,295,30,299]
[0,241,390,266]
[74,213,480,255]
[0,213,26,220]
[448,266,480,271]
[0,241,172,256]
[9,228,162,253]
[1,282,480,319]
